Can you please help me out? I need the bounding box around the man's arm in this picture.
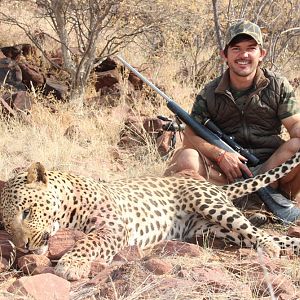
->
[183,125,252,182]
[282,113,300,138]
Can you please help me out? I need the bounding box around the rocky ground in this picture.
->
[1,223,300,299]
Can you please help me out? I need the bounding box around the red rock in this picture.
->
[0,58,25,90]
[17,254,52,275]
[0,230,24,261]
[95,69,120,91]
[113,245,143,262]
[90,258,108,276]
[152,240,203,257]
[94,57,118,72]
[44,77,68,100]
[256,273,296,298]
[11,91,32,113]
[0,50,5,59]
[0,45,22,60]
[18,61,44,87]
[47,229,86,260]
[143,258,172,275]
[128,71,143,90]
[0,257,9,272]
[8,273,70,300]
[287,226,300,238]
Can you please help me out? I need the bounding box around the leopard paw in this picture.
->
[54,256,91,281]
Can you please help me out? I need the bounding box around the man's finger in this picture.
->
[240,163,253,177]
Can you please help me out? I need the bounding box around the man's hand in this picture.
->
[218,152,252,182]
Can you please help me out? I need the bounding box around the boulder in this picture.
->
[8,273,70,300]
[0,58,26,90]
[17,254,52,275]
[18,61,45,88]
[94,69,120,92]
[44,77,68,100]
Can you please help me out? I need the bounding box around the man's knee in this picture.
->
[285,138,300,154]
[164,148,202,176]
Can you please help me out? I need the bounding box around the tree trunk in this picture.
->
[69,83,85,114]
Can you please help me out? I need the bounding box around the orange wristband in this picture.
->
[216,150,226,165]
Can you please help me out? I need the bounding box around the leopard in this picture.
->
[1,151,300,281]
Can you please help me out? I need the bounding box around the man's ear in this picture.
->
[259,48,267,62]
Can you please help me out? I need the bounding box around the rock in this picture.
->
[17,254,52,275]
[142,117,164,133]
[113,245,144,262]
[87,265,116,286]
[2,91,32,115]
[0,45,23,60]
[0,57,26,90]
[228,254,280,276]
[0,257,9,272]
[128,71,143,90]
[190,266,232,288]
[143,258,172,275]
[287,225,300,238]
[256,273,297,298]
[152,240,203,257]
[20,44,37,58]
[18,61,44,87]
[89,258,108,276]
[8,273,70,300]
[0,230,24,262]
[94,57,118,72]
[0,44,37,61]
[47,228,86,260]
[44,77,68,100]
[0,50,6,59]
[94,69,120,92]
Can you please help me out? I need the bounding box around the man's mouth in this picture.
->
[236,60,251,65]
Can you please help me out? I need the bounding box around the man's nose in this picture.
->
[239,50,250,57]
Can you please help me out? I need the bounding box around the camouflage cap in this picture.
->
[225,20,263,46]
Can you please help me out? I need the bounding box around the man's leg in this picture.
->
[164,147,228,185]
[259,138,300,202]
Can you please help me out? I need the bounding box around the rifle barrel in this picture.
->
[116,55,173,104]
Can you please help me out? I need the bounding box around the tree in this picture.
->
[0,0,167,111]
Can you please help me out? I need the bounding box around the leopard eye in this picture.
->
[22,208,31,220]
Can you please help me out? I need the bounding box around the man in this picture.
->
[165,20,300,217]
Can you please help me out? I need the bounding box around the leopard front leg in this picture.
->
[55,218,129,280]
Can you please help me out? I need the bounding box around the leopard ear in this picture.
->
[26,162,48,187]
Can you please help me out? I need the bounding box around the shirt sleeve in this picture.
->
[190,91,211,124]
[278,77,300,120]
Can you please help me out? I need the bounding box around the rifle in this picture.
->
[116,55,300,223]
[203,118,259,167]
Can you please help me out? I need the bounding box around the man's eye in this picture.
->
[22,208,31,220]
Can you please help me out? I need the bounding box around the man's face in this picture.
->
[221,38,266,78]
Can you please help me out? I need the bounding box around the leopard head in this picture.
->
[0,162,61,254]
